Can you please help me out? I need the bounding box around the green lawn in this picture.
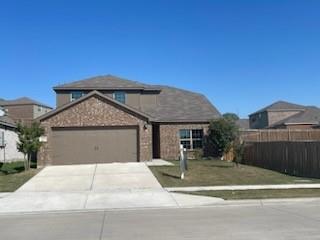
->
[179,189,320,200]
[149,159,320,188]
[0,161,39,192]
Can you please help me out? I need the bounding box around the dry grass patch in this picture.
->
[180,189,320,200]
[149,159,320,188]
[0,161,39,192]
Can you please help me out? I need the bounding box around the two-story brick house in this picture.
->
[249,101,320,129]
[37,75,220,166]
[0,97,52,126]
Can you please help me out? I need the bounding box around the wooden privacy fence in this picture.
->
[243,141,320,178]
[240,129,320,142]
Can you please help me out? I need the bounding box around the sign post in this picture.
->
[179,144,188,179]
[0,132,5,164]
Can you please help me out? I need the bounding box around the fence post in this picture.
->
[288,129,291,141]
[259,131,262,142]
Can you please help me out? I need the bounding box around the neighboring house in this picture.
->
[37,75,220,166]
[236,119,250,130]
[0,97,52,126]
[249,101,320,129]
[0,108,24,162]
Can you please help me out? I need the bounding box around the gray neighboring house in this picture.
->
[249,101,320,129]
[0,107,23,162]
[0,97,52,126]
[37,75,221,166]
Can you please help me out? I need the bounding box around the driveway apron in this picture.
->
[0,162,222,213]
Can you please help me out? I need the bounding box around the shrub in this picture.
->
[233,140,245,166]
[206,117,239,158]
[193,149,203,160]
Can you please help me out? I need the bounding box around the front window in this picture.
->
[70,91,84,101]
[113,91,126,104]
[179,129,204,150]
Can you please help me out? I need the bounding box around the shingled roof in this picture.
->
[236,119,250,129]
[142,86,220,122]
[50,75,220,122]
[0,115,16,128]
[0,97,52,109]
[250,101,306,116]
[54,75,161,91]
[269,106,320,128]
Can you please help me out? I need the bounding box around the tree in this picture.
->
[17,122,44,170]
[222,113,239,122]
[207,117,239,158]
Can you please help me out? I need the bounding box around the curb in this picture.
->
[166,184,320,192]
[0,197,320,217]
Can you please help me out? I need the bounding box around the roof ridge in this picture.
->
[53,74,157,90]
[150,84,206,96]
[250,100,306,116]
[0,97,52,108]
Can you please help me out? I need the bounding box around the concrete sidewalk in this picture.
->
[166,183,320,192]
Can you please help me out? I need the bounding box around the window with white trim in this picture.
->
[179,129,204,150]
[70,91,84,101]
[113,91,126,104]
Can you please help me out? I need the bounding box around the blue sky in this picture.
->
[1,0,319,118]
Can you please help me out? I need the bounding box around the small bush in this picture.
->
[193,149,203,160]
[233,141,245,166]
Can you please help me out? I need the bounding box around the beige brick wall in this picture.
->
[38,95,152,167]
[268,111,302,126]
[159,123,209,160]
[4,105,34,125]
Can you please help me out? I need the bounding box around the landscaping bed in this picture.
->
[178,189,320,200]
[0,161,39,192]
[149,159,320,188]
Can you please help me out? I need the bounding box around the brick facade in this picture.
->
[38,95,152,167]
[159,123,209,160]
[268,111,301,126]
[250,110,303,129]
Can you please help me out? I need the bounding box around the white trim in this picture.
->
[70,91,84,102]
[113,91,126,104]
[179,129,204,150]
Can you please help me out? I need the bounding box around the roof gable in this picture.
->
[250,100,306,116]
[38,91,151,122]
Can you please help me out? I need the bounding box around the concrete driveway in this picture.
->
[17,163,162,192]
[0,162,222,213]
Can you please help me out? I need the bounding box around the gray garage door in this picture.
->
[51,127,138,165]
